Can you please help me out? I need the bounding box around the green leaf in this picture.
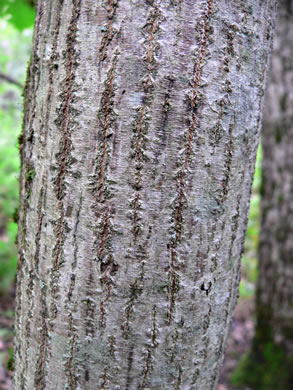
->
[0,0,35,31]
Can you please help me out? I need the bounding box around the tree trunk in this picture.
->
[14,1,278,389]
[233,2,293,389]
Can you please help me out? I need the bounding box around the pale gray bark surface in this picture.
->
[257,0,293,355]
[15,1,277,389]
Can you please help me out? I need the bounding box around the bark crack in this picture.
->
[122,279,143,338]
[73,195,82,270]
[220,122,234,202]
[125,345,134,390]
[90,55,119,329]
[139,305,158,389]
[34,284,49,390]
[34,174,46,272]
[99,0,120,65]
[129,1,159,240]
[174,363,183,390]
[40,0,64,145]
[167,0,213,324]
[99,271,112,328]
[66,313,77,390]
[101,367,108,390]
[50,0,82,326]
[96,58,118,202]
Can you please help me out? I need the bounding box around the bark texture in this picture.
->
[15,1,277,389]
[233,1,293,389]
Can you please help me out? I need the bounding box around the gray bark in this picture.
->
[15,1,277,389]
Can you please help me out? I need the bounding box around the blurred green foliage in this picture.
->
[239,145,261,298]
[0,0,35,31]
[232,339,293,390]
[0,19,32,294]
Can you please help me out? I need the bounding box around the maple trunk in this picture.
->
[14,1,277,389]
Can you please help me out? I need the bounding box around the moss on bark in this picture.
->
[232,325,293,390]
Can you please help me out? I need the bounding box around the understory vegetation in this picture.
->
[0,21,32,294]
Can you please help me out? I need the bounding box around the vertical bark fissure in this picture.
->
[167,0,213,323]
[97,59,117,201]
[101,367,108,390]
[122,2,160,356]
[22,174,47,380]
[122,279,142,338]
[174,363,183,390]
[125,344,134,390]
[66,313,77,390]
[99,0,120,65]
[34,284,49,390]
[72,195,82,271]
[139,304,158,388]
[19,174,44,381]
[93,54,119,328]
[99,267,112,328]
[50,0,81,325]
[54,0,81,265]
[98,207,111,261]
[129,1,159,241]
[154,76,175,164]
[64,195,82,388]
[220,122,234,203]
[84,272,96,338]
[34,175,46,273]
[40,0,64,145]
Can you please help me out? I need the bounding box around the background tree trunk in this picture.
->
[234,1,293,389]
[15,1,277,389]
